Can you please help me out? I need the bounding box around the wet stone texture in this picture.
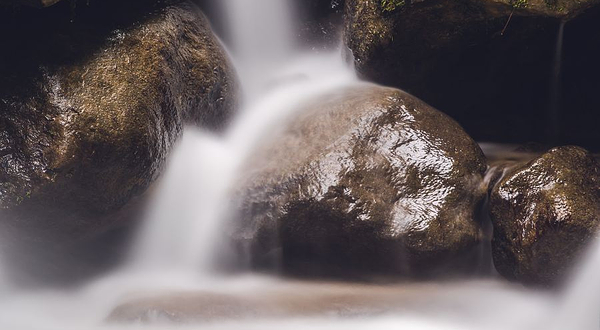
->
[0,0,237,282]
[343,0,600,151]
[294,0,346,47]
[490,146,600,286]
[230,85,488,279]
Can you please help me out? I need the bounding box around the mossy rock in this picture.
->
[480,0,600,17]
[343,0,600,150]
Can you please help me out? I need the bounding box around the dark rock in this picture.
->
[343,0,600,151]
[230,85,488,279]
[489,146,600,285]
[0,0,237,283]
[0,0,61,8]
[294,0,346,47]
[482,0,600,18]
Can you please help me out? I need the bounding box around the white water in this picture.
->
[551,238,600,330]
[222,0,297,102]
[129,0,358,274]
[0,2,598,330]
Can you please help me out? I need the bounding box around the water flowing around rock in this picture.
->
[0,0,599,329]
[127,0,360,276]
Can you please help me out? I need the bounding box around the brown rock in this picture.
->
[0,0,237,282]
[343,0,600,150]
[230,85,487,279]
[490,146,600,285]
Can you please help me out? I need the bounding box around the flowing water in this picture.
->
[0,1,598,330]
[548,20,566,144]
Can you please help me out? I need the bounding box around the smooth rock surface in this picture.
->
[230,85,488,279]
[490,146,600,285]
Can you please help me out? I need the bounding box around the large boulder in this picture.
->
[343,0,600,150]
[229,85,488,279]
[489,146,600,285]
[0,0,237,282]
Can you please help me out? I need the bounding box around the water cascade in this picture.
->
[0,1,598,330]
[128,0,358,276]
[221,0,297,101]
[548,20,566,143]
[550,238,600,330]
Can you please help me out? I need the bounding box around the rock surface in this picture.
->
[483,0,600,18]
[295,0,346,47]
[0,0,237,282]
[230,85,488,278]
[489,146,600,285]
[0,0,61,8]
[343,0,600,150]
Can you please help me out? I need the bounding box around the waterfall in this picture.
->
[222,0,297,102]
[549,239,600,330]
[548,20,565,143]
[0,2,598,330]
[128,0,358,275]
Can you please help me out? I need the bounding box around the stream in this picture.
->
[0,1,598,329]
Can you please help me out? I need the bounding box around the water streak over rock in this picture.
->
[0,0,237,282]
[343,0,600,149]
[231,85,487,278]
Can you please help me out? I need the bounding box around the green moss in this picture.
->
[544,0,565,11]
[381,0,405,12]
[511,0,528,9]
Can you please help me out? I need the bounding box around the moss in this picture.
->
[381,0,405,12]
[543,0,565,11]
[511,0,528,9]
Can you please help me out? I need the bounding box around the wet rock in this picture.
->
[0,0,237,282]
[484,0,600,18]
[343,0,600,150]
[294,0,346,47]
[230,85,487,279]
[489,146,600,285]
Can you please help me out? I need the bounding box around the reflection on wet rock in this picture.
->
[231,85,488,279]
[0,0,238,283]
[490,146,600,286]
